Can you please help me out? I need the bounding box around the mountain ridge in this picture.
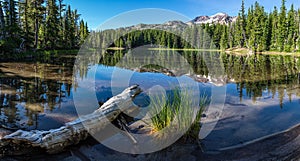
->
[106,13,237,32]
[134,13,237,30]
[189,12,237,25]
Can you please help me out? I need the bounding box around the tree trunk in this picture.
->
[24,0,28,49]
[0,85,142,156]
[0,1,5,39]
[34,1,38,49]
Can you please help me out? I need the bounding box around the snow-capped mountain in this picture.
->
[190,13,237,25]
[111,13,236,32]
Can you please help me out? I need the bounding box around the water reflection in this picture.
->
[0,50,300,150]
[98,50,300,106]
[95,50,300,150]
[0,56,76,130]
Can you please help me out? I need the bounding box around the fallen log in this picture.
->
[0,85,142,156]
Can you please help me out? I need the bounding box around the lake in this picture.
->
[0,50,300,151]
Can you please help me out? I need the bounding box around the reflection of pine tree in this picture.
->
[0,55,75,129]
[278,86,285,108]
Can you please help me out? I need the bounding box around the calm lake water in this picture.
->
[1,50,300,150]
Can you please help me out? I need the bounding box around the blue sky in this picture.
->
[65,0,300,30]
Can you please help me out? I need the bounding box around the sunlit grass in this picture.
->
[184,94,210,140]
[107,47,126,50]
[149,88,210,140]
[149,92,173,132]
[0,49,79,60]
[225,47,300,57]
[148,48,221,52]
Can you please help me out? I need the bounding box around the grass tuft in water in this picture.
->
[149,88,210,140]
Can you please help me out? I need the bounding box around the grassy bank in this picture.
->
[107,47,126,50]
[225,48,250,55]
[226,48,300,56]
[260,51,300,56]
[0,49,79,60]
[25,49,79,56]
[149,48,221,52]
[106,47,221,52]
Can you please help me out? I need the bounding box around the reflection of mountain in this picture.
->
[1,50,300,130]
[132,65,227,87]
[99,50,300,106]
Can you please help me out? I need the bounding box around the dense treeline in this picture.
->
[88,27,214,50]
[95,0,300,53]
[2,0,298,54]
[0,0,89,53]
[196,0,300,52]
[217,0,300,52]
[109,29,199,49]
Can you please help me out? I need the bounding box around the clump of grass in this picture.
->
[149,92,173,132]
[184,94,210,141]
[149,88,210,141]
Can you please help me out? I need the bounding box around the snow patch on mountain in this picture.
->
[191,13,237,25]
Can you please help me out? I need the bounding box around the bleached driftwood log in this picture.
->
[0,85,142,156]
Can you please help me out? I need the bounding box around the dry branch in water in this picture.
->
[0,85,142,156]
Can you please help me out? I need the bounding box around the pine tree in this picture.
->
[4,0,20,38]
[0,1,5,39]
[246,5,254,50]
[239,0,247,47]
[72,9,80,47]
[220,25,228,50]
[63,5,75,48]
[270,7,278,50]
[297,9,300,51]
[58,0,64,23]
[79,19,85,44]
[235,13,243,47]
[38,20,46,48]
[278,0,287,51]
[262,13,272,51]
[58,0,65,47]
[247,2,267,52]
[45,0,59,49]
[228,22,236,48]
[285,4,296,52]
[0,0,88,52]
[18,0,32,49]
[248,6,255,51]
[28,0,45,49]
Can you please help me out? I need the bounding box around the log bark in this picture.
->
[0,85,142,156]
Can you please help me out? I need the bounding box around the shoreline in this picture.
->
[3,48,300,57]
[0,49,79,60]
[148,48,221,52]
[4,119,300,160]
[226,48,300,57]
